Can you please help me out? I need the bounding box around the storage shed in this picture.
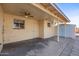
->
[55,24,76,39]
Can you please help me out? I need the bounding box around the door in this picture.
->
[29,19,39,39]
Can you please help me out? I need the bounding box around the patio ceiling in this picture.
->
[1,3,56,21]
[1,3,68,23]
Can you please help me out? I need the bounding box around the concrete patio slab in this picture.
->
[0,37,75,56]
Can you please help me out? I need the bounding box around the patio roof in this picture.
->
[32,3,70,23]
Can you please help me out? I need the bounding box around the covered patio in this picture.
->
[0,3,70,54]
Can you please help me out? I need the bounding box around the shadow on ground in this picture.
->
[0,37,74,56]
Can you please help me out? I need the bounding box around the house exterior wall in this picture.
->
[3,13,58,44]
[43,20,55,38]
[4,13,40,44]
[39,19,56,39]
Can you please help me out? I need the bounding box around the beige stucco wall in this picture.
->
[3,13,63,44]
[43,20,55,38]
[0,5,3,44]
[4,13,40,44]
[39,19,56,39]
[3,13,58,44]
[0,10,63,44]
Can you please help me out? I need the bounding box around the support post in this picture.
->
[64,22,66,39]
[57,21,59,42]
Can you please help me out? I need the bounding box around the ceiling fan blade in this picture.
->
[30,15,33,17]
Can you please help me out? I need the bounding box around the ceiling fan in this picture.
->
[24,11,34,18]
[18,9,34,18]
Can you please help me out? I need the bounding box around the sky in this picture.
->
[56,3,79,27]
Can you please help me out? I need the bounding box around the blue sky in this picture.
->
[56,3,79,27]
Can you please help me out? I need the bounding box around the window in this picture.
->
[13,19,25,29]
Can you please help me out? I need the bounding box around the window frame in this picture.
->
[13,19,25,29]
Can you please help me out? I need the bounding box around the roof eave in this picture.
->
[50,3,70,22]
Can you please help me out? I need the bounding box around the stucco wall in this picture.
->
[43,20,55,38]
[0,13,63,44]
[4,13,40,44]
[3,13,57,44]
[39,19,56,39]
